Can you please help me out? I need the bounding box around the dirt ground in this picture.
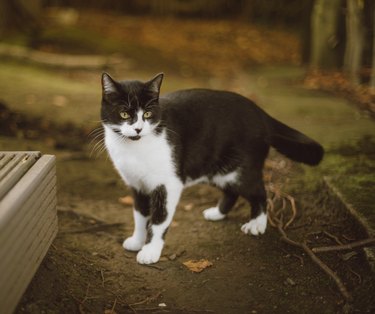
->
[0,130,372,314]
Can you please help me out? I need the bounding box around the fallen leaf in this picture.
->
[183,259,213,273]
[171,221,179,227]
[118,195,134,206]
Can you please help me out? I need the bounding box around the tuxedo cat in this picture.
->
[101,72,324,264]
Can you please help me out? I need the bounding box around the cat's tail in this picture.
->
[265,117,324,166]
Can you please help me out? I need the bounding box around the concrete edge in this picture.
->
[323,176,375,272]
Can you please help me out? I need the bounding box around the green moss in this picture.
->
[284,134,375,228]
[320,135,375,218]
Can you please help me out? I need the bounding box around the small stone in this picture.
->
[184,203,194,211]
[168,253,177,261]
[284,277,297,286]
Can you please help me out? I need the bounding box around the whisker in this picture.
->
[89,131,104,144]
[164,126,180,138]
[88,126,104,137]
[90,139,105,158]
[88,125,107,159]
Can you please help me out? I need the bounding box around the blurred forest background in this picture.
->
[1,0,375,113]
[0,0,375,118]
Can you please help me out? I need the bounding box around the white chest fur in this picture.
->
[104,126,178,192]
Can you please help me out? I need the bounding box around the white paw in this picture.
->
[123,236,144,252]
[136,243,163,264]
[203,207,226,221]
[241,213,267,236]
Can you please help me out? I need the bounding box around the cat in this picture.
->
[101,72,324,264]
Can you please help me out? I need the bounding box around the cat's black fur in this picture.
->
[161,88,322,217]
[101,73,324,264]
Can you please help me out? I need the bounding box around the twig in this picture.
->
[130,292,162,306]
[105,289,137,314]
[284,194,297,229]
[82,283,91,304]
[312,238,375,253]
[134,307,214,313]
[323,231,343,245]
[292,254,304,266]
[301,242,352,301]
[277,224,301,248]
[347,267,362,284]
[76,283,93,314]
[110,298,117,314]
[143,264,165,271]
[60,223,125,234]
[101,269,105,287]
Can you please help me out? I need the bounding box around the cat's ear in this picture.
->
[145,73,164,98]
[102,72,118,95]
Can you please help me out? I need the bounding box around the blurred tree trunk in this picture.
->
[0,0,10,37]
[0,0,42,43]
[301,0,315,64]
[371,3,375,90]
[344,0,365,85]
[310,0,343,69]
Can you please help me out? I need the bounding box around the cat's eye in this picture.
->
[119,111,130,119]
[143,111,153,119]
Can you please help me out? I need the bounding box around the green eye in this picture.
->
[120,111,130,119]
[144,111,153,119]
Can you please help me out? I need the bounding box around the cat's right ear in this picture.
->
[102,73,118,95]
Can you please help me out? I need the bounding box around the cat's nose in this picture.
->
[135,128,142,134]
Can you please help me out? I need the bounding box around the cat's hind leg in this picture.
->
[123,189,150,252]
[241,192,267,236]
[203,189,238,221]
[241,209,267,236]
[239,172,268,236]
[137,182,183,264]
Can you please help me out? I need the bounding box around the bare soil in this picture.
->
[4,131,373,314]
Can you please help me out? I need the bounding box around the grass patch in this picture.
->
[316,135,375,219]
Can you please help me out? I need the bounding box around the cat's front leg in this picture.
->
[137,183,183,264]
[203,189,238,221]
[123,189,150,252]
[123,210,149,251]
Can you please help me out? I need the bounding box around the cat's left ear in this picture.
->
[145,73,164,98]
[102,72,118,95]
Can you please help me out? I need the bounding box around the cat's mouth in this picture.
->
[112,129,141,141]
[128,135,141,141]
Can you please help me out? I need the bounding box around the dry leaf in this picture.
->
[183,259,213,273]
[118,195,134,206]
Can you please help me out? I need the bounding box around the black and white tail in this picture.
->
[266,117,324,166]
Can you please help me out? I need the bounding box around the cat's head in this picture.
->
[101,73,164,141]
